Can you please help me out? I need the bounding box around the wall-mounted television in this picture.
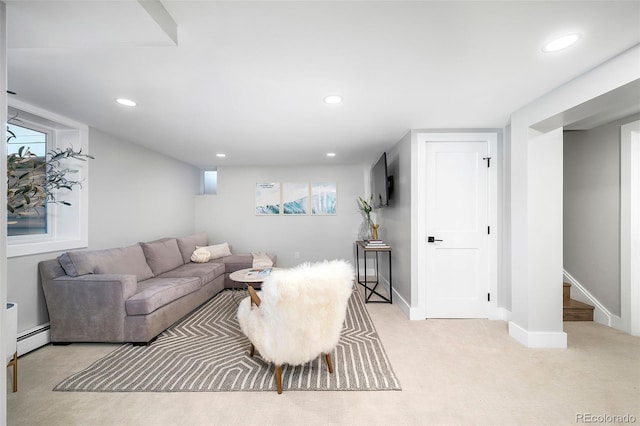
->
[371,152,393,208]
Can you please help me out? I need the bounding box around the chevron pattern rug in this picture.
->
[53,288,401,392]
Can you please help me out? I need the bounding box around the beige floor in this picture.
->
[6,294,640,426]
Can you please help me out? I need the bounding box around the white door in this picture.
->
[425,141,489,318]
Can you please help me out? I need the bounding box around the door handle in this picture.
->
[427,236,443,243]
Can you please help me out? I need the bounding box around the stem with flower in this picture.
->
[357,194,373,221]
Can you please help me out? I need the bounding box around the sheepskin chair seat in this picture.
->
[237,259,354,394]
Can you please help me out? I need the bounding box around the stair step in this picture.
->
[563,282,571,305]
[563,298,595,321]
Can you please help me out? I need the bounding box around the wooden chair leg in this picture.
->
[249,343,255,357]
[275,365,283,394]
[7,352,17,392]
[324,353,334,374]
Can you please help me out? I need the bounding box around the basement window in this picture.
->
[7,122,49,236]
[7,100,89,257]
[203,170,217,195]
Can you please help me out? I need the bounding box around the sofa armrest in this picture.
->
[41,274,138,342]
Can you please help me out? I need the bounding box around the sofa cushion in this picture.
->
[158,262,226,286]
[125,277,201,316]
[177,233,209,264]
[220,253,277,273]
[220,254,254,273]
[58,245,154,281]
[197,242,232,260]
[140,239,184,276]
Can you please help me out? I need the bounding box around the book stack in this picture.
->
[364,239,390,249]
[246,267,272,277]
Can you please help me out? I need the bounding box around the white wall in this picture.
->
[564,113,640,316]
[1,1,8,422]
[527,128,564,333]
[507,45,640,348]
[87,128,199,248]
[194,165,367,268]
[380,132,412,306]
[6,127,200,334]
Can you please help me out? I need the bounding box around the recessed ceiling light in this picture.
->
[216,153,226,158]
[542,33,580,53]
[326,152,336,157]
[324,95,343,104]
[115,98,137,107]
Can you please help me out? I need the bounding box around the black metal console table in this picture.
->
[355,241,392,303]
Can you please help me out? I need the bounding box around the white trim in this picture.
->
[563,270,622,330]
[415,132,499,319]
[389,286,430,320]
[490,307,511,321]
[508,321,567,348]
[359,272,391,302]
[487,135,499,319]
[621,120,640,336]
[411,131,427,320]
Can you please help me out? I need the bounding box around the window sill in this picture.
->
[7,237,88,258]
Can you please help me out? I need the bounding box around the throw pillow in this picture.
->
[57,252,89,277]
[93,245,155,281]
[190,247,211,263]
[196,242,232,260]
[177,232,209,264]
[140,238,184,276]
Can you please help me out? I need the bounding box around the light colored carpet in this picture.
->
[53,289,401,392]
[7,289,640,425]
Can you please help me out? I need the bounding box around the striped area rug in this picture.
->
[53,288,401,392]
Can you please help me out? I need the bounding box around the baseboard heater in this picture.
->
[17,323,51,356]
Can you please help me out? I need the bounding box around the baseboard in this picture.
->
[563,270,623,331]
[17,323,50,356]
[358,273,392,302]
[357,274,426,320]
[389,288,424,320]
[508,321,567,348]
[490,307,511,321]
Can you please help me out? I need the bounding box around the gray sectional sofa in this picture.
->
[39,233,276,344]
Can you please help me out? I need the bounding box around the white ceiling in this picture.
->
[6,1,640,168]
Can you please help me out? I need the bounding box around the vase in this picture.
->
[358,218,373,241]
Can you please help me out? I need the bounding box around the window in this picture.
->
[7,100,89,257]
[203,170,217,195]
[7,122,50,236]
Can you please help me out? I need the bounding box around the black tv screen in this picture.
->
[371,152,389,208]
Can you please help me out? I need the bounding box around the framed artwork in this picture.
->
[282,182,309,215]
[311,182,337,215]
[255,183,281,215]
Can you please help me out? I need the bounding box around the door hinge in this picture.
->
[482,157,491,167]
[487,226,490,235]
[487,293,491,302]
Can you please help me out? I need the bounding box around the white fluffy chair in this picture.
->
[237,259,354,394]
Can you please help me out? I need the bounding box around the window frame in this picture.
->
[7,99,89,258]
